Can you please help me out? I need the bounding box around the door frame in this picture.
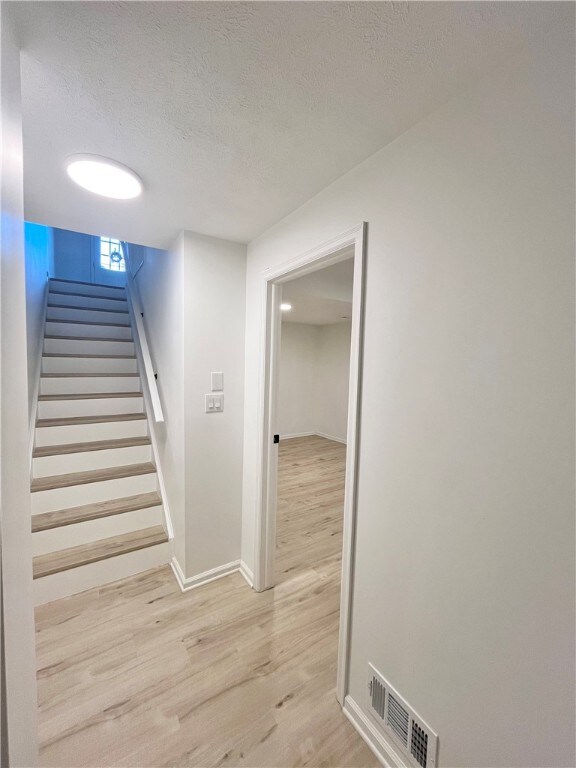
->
[253,222,367,704]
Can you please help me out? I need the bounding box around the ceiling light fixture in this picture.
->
[66,154,143,199]
[280,303,292,312]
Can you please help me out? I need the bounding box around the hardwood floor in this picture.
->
[276,435,347,584]
[35,436,377,767]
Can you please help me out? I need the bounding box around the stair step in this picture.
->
[38,392,142,401]
[48,303,129,314]
[32,491,162,532]
[33,526,167,579]
[46,322,133,342]
[33,436,151,458]
[42,373,139,377]
[31,462,156,493]
[36,413,146,428]
[44,338,135,358]
[44,334,133,343]
[49,278,125,291]
[42,353,135,359]
[40,374,141,396]
[50,289,127,302]
[37,392,143,420]
[45,318,131,328]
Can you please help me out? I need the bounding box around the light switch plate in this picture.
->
[211,372,224,391]
[205,393,224,412]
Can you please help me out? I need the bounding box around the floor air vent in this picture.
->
[367,663,438,767]
[387,692,410,746]
[370,673,386,719]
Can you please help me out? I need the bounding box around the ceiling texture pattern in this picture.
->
[14,1,565,247]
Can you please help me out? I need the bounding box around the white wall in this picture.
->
[52,227,92,282]
[242,24,575,768]
[183,232,246,576]
[279,321,351,442]
[136,232,246,580]
[278,323,319,437]
[0,6,39,765]
[315,322,351,443]
[24,222,52,417]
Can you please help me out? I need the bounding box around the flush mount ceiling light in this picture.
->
[66,154,143,199]
[280,303,292,311]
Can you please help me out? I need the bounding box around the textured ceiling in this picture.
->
[14,1,566,248]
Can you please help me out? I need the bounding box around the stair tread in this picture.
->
[31,462,156,492]
[45,335,133,343]
[33,525,167,578]
[46,319,131,328]
[42,373,140,378]
[47,303,129,314]
[32,491,162,532]
[33,436,151,457]
[50,290,127,302]
[36,412,146,428]
[39,392,142,401]
[43,353,135,359]
[49,278,125,291]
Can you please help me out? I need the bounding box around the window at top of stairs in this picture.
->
[100,237,126,272]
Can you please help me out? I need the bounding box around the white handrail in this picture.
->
[123,245,164,423]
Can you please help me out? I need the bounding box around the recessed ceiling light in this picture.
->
[66,154,143,199]
[280,303,292,312]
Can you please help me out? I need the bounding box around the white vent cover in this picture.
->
[367,663,438,768]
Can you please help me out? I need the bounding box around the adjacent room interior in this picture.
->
[276,258,354,585]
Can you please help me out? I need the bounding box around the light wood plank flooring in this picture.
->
[35,435,377,767]
[276,435,346,584]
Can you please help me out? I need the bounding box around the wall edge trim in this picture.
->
[170,556,241,592]
[239,560,254,588]
[343,695,406,768]
[315,431,347,445]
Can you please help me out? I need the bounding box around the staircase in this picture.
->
[31,278,169,605]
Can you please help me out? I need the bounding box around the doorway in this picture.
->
[254,223,366,704]
[276,260,354,586]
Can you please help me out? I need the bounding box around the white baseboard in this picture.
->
[171,557,246,592]
[280,431,347,444]
[239,560,254,587]
[316,431,347,445]
[343,696,405,768]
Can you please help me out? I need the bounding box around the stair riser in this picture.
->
[32,473,158,514]
[44,338,135,356]
[40,376,141,396]
[33,541,169,605]
[35,419,148,447]
[42,356,138,374]
[49,281,126,300]
[48,292,128,312]
[32,505,164,555]
[45,321,133,340]
[37,396,143,420]
[33,444,152,478]
[47,306,130,325]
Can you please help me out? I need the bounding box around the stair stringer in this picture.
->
[28,276,51,473]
